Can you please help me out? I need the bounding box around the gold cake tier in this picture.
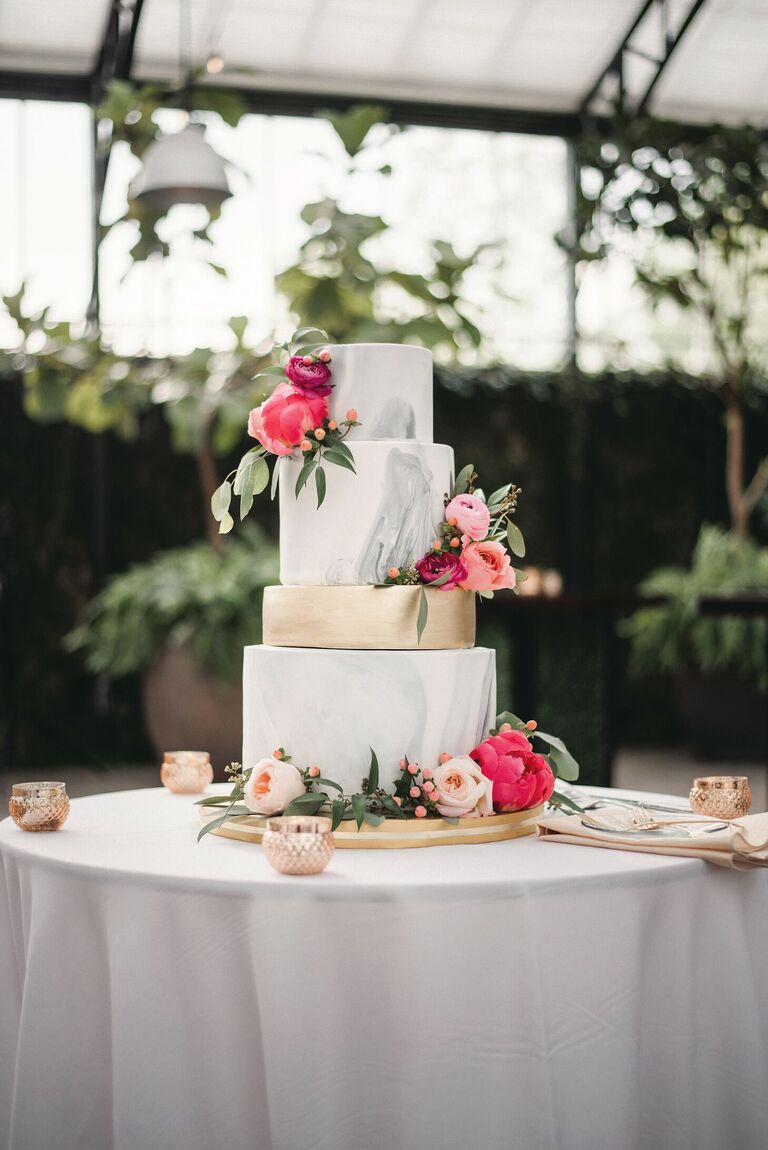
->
[263,585,476,650]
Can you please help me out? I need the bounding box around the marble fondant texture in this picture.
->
[279,441,454,585]
[327,343,432,442]
[242,645,497,794]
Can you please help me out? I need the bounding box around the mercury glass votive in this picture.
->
[9,782,69,832]
[262,816,335,875]
[690,776,752,820]
[161,751,214,794]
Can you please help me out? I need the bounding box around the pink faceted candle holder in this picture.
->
[161,751,213,794]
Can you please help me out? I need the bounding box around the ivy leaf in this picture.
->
[416,585,429,644]
[351,793,366,830]
[331,799,346,831]
[270,458,281,501]
[452,463,474,496]
[294,457,316,497]
[315,465,327,508]
[367,748,379,793]
[506,520,526,558]
[211,480,232,522]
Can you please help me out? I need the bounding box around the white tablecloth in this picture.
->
[2,786,768,1150]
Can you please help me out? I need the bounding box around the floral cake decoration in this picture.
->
[197,711,581,840]
[211,327,360,532]
[380,463,527,640]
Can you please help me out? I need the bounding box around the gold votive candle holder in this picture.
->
[9,782,70,832]
[161,751,214,794]
[690,776,752,821]
[262,816,335,875]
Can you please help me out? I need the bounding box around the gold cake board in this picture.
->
[201,805,543,849]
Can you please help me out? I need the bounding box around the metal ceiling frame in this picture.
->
[580,0,709,118]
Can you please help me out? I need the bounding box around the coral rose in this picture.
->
[460,539,516,592]
[432,756,493,818]
[444,494,491,541]
[415,550,468,590]
[243,757,306,815]
[470,730,554,812]
[285,355,333,397]
[248,383,328,456]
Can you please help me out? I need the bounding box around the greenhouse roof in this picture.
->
[0,0,765,133]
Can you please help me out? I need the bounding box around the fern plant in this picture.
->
[623,525,768,690]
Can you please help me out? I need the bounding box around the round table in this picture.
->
[2,786,768,1150]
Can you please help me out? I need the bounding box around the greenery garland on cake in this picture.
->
[210,327,361,531]
[196,711,581,841]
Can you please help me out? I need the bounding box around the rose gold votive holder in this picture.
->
[161,751,214,795]
[9,782,70,832]
[262,816,335,875]
[690,776,752,821]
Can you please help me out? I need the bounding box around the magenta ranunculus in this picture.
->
[444,493,490,541]
[415,549,468,591]
[469,728,555,813]
[285,355,333,397]
[248,382,328,456]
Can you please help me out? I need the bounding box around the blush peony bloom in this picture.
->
[432,756,494,818]
[415,550,468,590]
[248,383,328,456]
[470,729,555,812]
[243,757,306,815]
[444,493,491,541]
[285,355,333,397]
[459,539,517,592]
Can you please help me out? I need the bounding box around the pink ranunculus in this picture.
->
[243,757,306,815]
[248,382,328,456]
[459,539,517,592]
[432,755,494,818]
[444,493,491,541]
[415,550,468,590]
[285,355,333,397]
[470,730,555,813]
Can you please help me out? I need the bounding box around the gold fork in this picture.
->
[581,807,727,836]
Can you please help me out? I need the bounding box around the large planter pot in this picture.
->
[142,646,243,778]
[677,671,767,760]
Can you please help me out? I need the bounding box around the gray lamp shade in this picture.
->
[130,123,231,213]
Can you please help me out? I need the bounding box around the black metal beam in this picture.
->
[0,70,92,103]
[580,0,709,119]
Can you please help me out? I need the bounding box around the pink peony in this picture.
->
[459,539,516,592]
[432,756,493,818]
[470,729,555,813]
[243,757,306,815]
[415,550,468,591]
[444,494,490,541]
[248,383,328,456]
[285,355,333,397]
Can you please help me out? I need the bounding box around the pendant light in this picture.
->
[128,0,231,213]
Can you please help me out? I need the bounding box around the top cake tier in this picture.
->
[327,343,433,442]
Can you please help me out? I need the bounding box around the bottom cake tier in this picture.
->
[242,645,496,795]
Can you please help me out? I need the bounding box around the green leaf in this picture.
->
[294,457,316,497]
[488,483,512,506]
[327,438,354,463]
[314,776,343,793]
[367,748,379,793]
[453,464,474,496]
[315,465,327,508]
[211,480,232,521]
[363,812,385,827]
[331,799,346,831]
[381,795,407,819]
[493,710,528,732]
[270,458,281,501]
[351,793,366,830]
[323,449,357,473]
[548,789,584,815]
[197,806,243,842]
[538,737,580,782]
[196,794,237,807]
[283,794,327,815]
[219,510,234,535]
[324,104,389,157]
[416,585,429,644]
[506,520,526,558]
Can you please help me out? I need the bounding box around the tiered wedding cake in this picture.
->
[242,344,496,795]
